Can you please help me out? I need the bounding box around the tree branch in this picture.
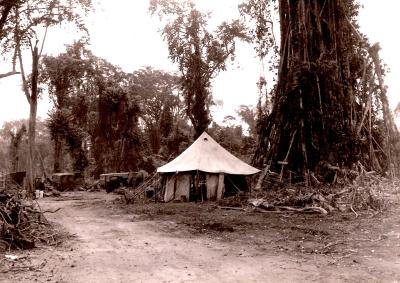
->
[17,44,31,104]
[0,71,20,79]
[39,24,49,56]
[0,1,14,37]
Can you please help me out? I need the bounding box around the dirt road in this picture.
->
[1,192,399,282]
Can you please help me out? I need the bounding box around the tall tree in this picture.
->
[0,119,53,176]
[0,121,28,172]
[41,43,147,176]
[40,41,91,172]
[128,67,182,154]
[150,0,248,138]
[241,0,399,183]
[7,124,26,172]
[1,0,91,190]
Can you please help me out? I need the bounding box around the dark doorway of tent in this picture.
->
[224,174,249,197]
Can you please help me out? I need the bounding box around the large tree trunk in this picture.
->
[185,21,210,139]
[53,137,62,173]
[149,125,161,154]
[10,145,18,172]
[27,46,39,191]
[254,0,399,183]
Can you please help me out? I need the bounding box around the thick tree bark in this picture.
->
[254,0,399,183]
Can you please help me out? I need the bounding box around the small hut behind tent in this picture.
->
[157,132,260,202]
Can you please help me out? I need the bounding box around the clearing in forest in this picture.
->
[1,191,399,282]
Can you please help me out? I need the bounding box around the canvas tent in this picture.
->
[157,132,260,202]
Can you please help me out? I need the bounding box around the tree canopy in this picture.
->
[150,0,249,138]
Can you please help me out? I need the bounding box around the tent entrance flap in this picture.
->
[175,174,190,201]
[206,174,218,200]
[164,174,190,202]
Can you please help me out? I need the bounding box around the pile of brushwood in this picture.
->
[0,188,59,251]
[220,170,399,216]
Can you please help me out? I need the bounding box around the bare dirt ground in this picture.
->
[1,191,399,282]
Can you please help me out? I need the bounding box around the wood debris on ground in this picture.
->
[219,171,399,215]
[0,187,61,252]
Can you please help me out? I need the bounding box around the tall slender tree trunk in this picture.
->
[27,45,39,191]
[53,137,62,172]
[10,146,18,172]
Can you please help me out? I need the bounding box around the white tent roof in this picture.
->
[157,132,260,175]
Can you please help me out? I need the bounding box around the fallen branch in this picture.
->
[42,207,62,213]
[350,205,358,218]
[248,197,328,215]
[323,240,346,250]
[254,208,296,214]
[251,205,327,214]
[218,206,246,211]
[275,206,328,215]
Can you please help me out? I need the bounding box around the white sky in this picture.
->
[0,0,399,126]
